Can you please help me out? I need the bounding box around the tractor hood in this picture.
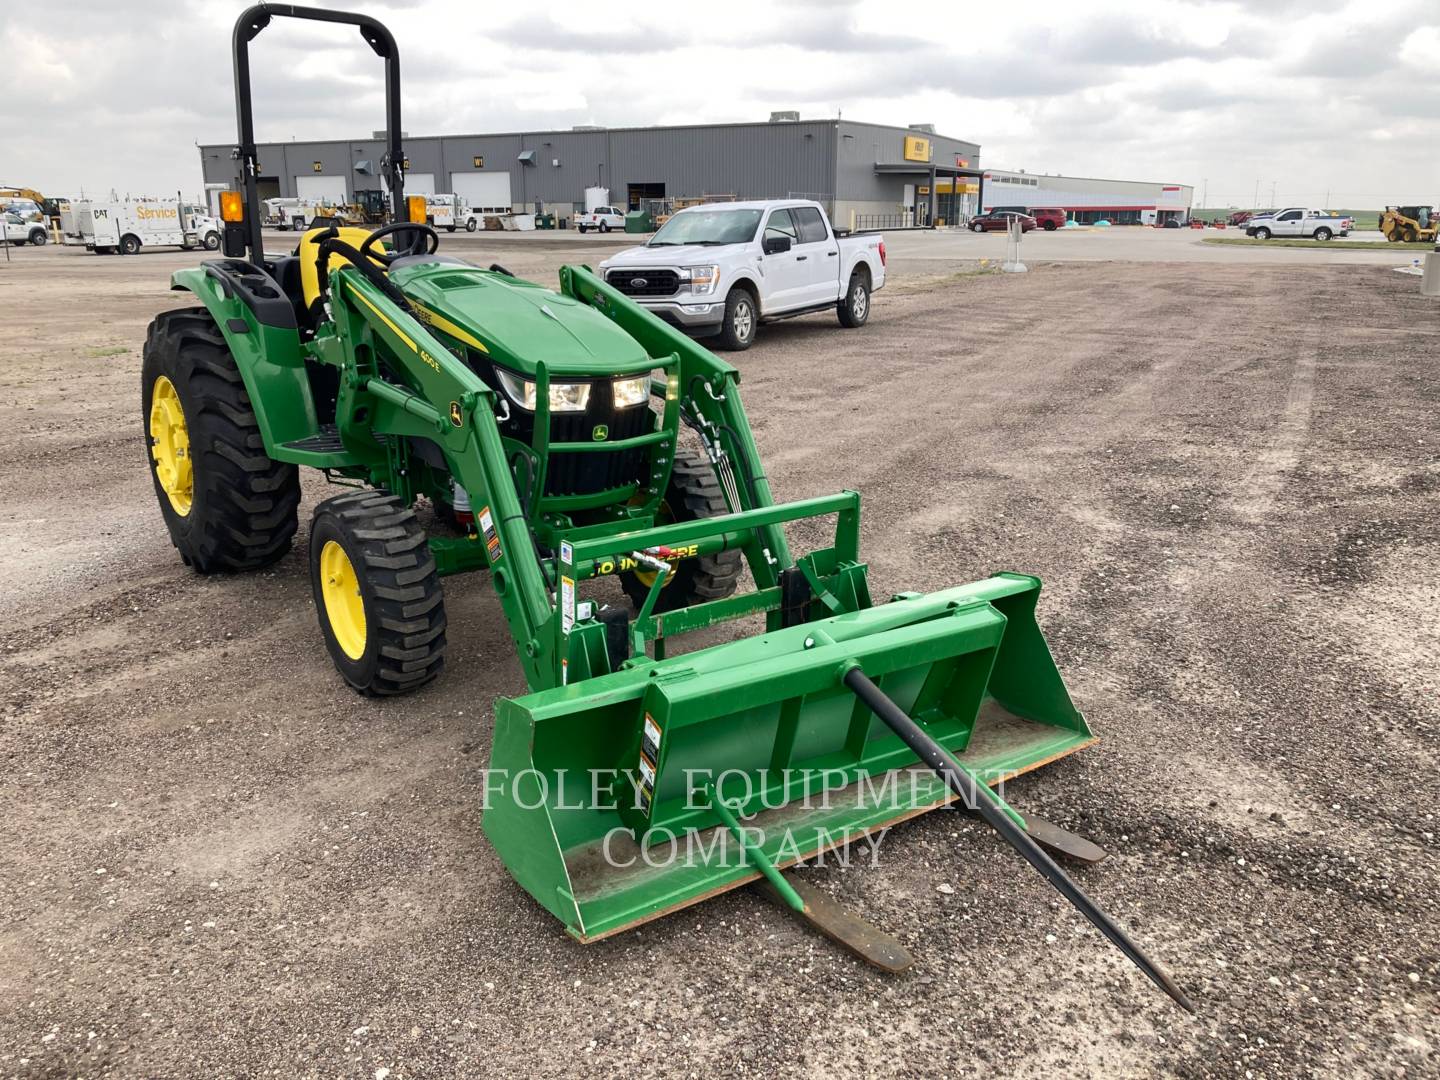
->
[392,260,654,377]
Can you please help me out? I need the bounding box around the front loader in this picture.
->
[141,4,1192,1010]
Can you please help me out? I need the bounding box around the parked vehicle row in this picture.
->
[598,199,885,350]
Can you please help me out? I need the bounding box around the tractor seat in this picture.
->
[298,226,387,311]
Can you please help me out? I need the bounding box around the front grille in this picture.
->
[499,380,656,497]
[607,269,680,298]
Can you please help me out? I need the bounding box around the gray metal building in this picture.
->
[196,118,980,229]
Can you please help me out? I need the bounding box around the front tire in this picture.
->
[1253,227,1271,240]
[29,229,48,246]
[309,490,447,696]
[142,308,301,572]
[203,231,220,251]
[971,222,985,233]
[1043,221,1057,231]
[715,287,757,351]
[620,450,741,614]
[837,271,871,328]
[465,218,478,232]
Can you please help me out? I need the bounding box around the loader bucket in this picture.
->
[482,573,1094,942]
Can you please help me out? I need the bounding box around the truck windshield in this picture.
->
[648,209,762,246]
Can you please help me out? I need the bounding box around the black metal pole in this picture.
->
[843,667,1195,1013]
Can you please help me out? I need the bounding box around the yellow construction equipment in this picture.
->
[1379,205,1437,243]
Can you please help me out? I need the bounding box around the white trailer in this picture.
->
[66,198,221,255]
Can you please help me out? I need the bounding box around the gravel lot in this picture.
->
[1,235,1436,1078]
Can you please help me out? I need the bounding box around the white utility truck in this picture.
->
[1245,208,1353,240]
[66,198,220,254]
[425,193,465,232]
[598,199,886,350]
[574,205,625,233]
[2,210,51,246]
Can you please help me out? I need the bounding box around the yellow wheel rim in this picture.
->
[320,540,367,660]
[149,375,193,515]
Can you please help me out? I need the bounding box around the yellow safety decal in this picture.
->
[413,303,490,353]
[348,285,416,352]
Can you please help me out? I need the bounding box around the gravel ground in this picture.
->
[0,239,1437,1078]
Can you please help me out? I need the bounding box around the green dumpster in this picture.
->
[625,209,653,233]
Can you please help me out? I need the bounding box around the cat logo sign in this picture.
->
[903,135,931,162]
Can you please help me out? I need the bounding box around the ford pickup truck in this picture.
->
[1246,208,1352,240]
[574,205,625,233]
[598,199,886,349]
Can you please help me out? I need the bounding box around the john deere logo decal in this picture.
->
[449,401,463,427]
[592,424,608,441]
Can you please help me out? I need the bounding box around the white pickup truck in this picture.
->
[2,210,50,246]
[1246,208,1353,241]
[575,205,625,233]
[598,199,886,349]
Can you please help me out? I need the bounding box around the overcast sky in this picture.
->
[3,0,1437,207]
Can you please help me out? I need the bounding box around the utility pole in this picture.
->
[1253,178,1260,210]
[1201,178,1208,209]
[1270,181,1277,207]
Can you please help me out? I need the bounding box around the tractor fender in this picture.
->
[169,265,319,453]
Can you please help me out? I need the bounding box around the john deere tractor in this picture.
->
[140,4,1190,1008]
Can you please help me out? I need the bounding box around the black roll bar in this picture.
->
[231,4,404,263]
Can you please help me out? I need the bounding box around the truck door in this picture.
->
[760,208,806,311]
[790,205,840,305]
[1274,209,1304,236]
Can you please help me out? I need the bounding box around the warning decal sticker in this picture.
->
[478,506,502,563]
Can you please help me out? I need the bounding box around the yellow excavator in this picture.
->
[1379,205,1438,243]
[0,186,67,228]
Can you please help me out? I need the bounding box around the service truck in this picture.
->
[1245,208,1352,241]
[598,199,885,350]
[67,198,220,254]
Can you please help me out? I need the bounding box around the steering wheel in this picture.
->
[360,221,439,265]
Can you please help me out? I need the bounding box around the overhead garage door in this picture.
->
[451,172,512,212]
[295,175,348,203]
[400,172,435,196]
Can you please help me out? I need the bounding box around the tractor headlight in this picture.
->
[496,369,591,412]
[611,375,649,408]
[683,265,720,295]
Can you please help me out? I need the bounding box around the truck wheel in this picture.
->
[837,271,871,328]
[120,234,141,255]
[203,231,220,251]
[1314,227,1332,241]
[1043,221,1057,231]
[465,218,478,232]
[446,224,456,233]
[577,225,588,234]
[1403,226,1418,243]
[309,490,447,696]
[599,222,611,233]
[29,229,48,246]
[1253,227,1271,240]
[715,287,757,351]
[142,307,301,572]
[620,450,741,614]
[9,237,25,247]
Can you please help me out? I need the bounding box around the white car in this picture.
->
[575,205,625,233]
[598,199,886,350]
[2,211,50,246]
[1246,208,1352,241]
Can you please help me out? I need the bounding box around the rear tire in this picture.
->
[309,491,447,696]
[1043,221,1057,231]
[837,271,871,328]
[620,450,741,614]
[120,234,141,255]
[1314,227,1332,241]
[142,307,301,572]
[715,287,757,351]
[446,224,456,232]
[599,222,611,233]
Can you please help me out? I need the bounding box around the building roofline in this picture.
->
[197,117,979,152]
[985,168,1192,189]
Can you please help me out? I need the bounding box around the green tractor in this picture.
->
[142,4,1190,1008]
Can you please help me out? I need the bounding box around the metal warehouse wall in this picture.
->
[834,121,979,206]
[981,171,1194,213]
[199,121,843,210]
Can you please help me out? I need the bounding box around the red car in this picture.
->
[1027,206,1067,231]
[970,210,1036,233]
